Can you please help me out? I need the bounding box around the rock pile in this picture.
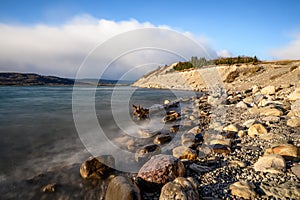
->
[77,84,300,199]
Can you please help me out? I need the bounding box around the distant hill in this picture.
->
[0,73,133,86]
[0,73,75,86]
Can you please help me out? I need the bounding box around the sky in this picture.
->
[0,0,299,79]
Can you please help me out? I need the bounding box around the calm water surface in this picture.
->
[0,86,195,182]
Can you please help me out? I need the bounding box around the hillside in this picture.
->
[0,73,133,86]
[0,73,75,86]
[132,60,300,91]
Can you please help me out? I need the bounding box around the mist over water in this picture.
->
[0,86,194,182]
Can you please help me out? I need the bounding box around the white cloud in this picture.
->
[270,34,300,60]
[0,15,217,79]
[216,49,232,57]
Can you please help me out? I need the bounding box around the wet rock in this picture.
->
[287,117,300,127]
[288,87,300,101]
[254,154,286,173]
[138,129,161,138]
[264,144,300,160]
[248,123,268,137]
[261,85,276,95]
[173,146,197,160]
[181,133,195,148]
[170,125,181,133]
[80,155,115,179]
[159,177,199,200]
[137,154,185,190]
[41,183,56,193]
[135,144,161,163]
[132,105,149,120]
[163,110,181,123]
[187,126,202,135]
[230,181,257,199]
[291,164,300,179]
[105,176,141,200]
[154,134,172,145]
[261,181,300,199]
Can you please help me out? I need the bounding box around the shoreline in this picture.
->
[1,83,299,199]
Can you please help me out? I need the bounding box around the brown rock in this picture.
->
[248,124,268,137]
[291,164,300,179]
[259,108,283,116]
[154,134,172,145]
[137,154,185,190]
[159,177,199,200]
[287,117,300,127]
[105,176,141,200]
[261,85,276,95]
[230,181,257,199]
[288,87,300,101]
[264,144,300,160]
[135,144,161,163]
[41,183,56,193]
[173,146,198,160]
[254,154,286,173]
[80,155,115,179]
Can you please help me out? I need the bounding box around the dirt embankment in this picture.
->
[132,60,300,91]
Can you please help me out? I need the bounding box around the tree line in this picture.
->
[173,56,260,71]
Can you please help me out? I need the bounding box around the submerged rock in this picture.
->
[159,177,199,200]
[132,104,149,120]
[136,154,185,190]
[105,176,141,200]
[154,134,172,145]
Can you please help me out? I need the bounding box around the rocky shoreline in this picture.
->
[81,83,300,199]
[1,83,300,199]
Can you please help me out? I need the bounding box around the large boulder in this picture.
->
[159,177,199,200]
[80,155,115,179]
[136,154,185,191]
[264,144,300,160]
[248,124,268,137]
[254,154,286,173]
[230,181,257,199]
[105,176,141,200]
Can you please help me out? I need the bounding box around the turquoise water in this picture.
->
[0,86,195,182]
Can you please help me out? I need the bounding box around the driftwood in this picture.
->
[132,105,149,120]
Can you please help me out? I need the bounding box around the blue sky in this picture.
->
[0,0,299,78]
